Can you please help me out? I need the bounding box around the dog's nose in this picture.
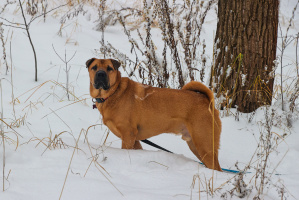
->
[96,71,106,78]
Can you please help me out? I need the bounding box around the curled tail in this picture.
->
[182,81,215,104]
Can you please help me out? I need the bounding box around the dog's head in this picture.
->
[86,58,120,91]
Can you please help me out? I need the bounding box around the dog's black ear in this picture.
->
[86,58,96,69]
[110,59,121,70]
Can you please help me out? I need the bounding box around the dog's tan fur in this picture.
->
[87,58,222,171]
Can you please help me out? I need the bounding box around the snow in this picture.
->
[0,0,299,199]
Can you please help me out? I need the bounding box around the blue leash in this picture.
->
[141,139,244,174]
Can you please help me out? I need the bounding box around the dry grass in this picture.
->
[15,80,82,103]
[98,0,217,88]
[190,174,201,200]
[83,125,123,196]
[0,79,21,191]
[59,128,83,200]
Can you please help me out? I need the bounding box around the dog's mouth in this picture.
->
[93,81,110,90]
[94,70,110,90]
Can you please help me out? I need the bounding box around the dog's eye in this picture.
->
[91,66,97,71]
[107,66,113,72]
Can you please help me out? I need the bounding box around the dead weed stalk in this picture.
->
[97,0,216,89]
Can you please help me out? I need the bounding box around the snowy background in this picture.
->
[0,0,298,199]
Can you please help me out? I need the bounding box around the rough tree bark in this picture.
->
[210,0,279,113]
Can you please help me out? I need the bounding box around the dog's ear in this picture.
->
[110,59,121,70]
[86,58,96,69]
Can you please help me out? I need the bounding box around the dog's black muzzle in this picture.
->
[94,70,110,90]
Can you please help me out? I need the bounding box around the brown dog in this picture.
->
[86,58,222,171]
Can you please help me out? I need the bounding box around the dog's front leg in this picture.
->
[121,129,138,149]
[133,141,143,149]
[122,140,143,149]
[121,138,135,149]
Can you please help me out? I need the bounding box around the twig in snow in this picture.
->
[52,44,77,101]
[0,23,9,75]
[0,79,5,192]
[18,0,38,81]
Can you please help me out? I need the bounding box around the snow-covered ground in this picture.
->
[0,0,298,199]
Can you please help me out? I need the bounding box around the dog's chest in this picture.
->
[104,119,122,138]
[99,106,121,130]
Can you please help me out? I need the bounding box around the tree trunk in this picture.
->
[210,0,279,113]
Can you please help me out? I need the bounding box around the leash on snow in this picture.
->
[141,139,243,174]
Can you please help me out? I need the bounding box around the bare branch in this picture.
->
[0,23,26,30]
[0,17,24,26]
[18,0,38,81]
[28,2,69,27]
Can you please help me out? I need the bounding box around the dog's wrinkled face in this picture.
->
[86,58,120,90]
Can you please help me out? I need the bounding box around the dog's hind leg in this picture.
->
[191,140,221,171]
[186,140,203,162]
[181,126,204,161]
[187,124,222,171]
